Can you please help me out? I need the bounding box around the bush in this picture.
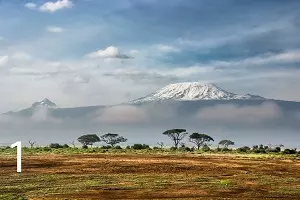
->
[202,145,210,152]
[114,145,122,149]
[253,149,266,153]
[221,148,232,152]
[237,146,251,153]
[170,147,177,151]
[62,144,69,148]
[283,148,297,154]
[42,147,51,152]
[101,145,112,149]
[49,143,63,148]
[126,145,131,149]
[82,145,88,149]
[131,144,150,150]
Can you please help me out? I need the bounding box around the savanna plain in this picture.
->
[1,149,300,200]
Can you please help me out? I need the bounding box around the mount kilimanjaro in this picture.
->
[3,82,300,118]
[128,82,265,104]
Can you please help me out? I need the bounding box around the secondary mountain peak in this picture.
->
[128,82,265,104]
[31,98,57,108]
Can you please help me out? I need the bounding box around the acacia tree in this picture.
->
[189,133,214,150]
[77,134,100,148]
[218,140,234,149]
[28,140,36,148]
[162,129,188,149]
[100,133,127,147]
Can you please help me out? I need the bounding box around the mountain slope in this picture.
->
[128,82,265,104]
[4,98,58,117]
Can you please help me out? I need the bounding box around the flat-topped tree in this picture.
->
[218,140,234,149]
[189,133,214,150]
[77,134,100,148]
[162,129,188,149]
[100,133,127,147]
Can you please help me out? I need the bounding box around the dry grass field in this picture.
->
[1,152,300,199]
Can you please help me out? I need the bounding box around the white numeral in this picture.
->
[11,141,22,173]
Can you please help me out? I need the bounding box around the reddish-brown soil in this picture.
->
[1,153,300,199]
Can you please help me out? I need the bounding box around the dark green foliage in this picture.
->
[282,148,297,154]
[221,148,232,152]
[131,144,150,150]
[237,146,251,153]
[49,143,63,148]
[62,144,69,148]
[162,129,188,149]
[100,133,127,147]
[77,134,100,147]
[218,140,234,149]
[114,145,122,149]
[101,145,112,149]
[126,145,131,149]
[42,147,51,151]
[202,144,211,152]
[189,133,214,150]
[170,147,177,151]
[82,145,88,149]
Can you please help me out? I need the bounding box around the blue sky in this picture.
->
[0,0,300,111]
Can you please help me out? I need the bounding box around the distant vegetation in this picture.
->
[1,129,299,155]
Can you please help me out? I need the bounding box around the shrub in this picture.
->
[42,147,51,152]
[131,144,150,150]
[170,147,177,151]
[101,145,112,149]
[216,147,222,152]
[82,145,88,149]
[62,144,69,148]
[114,145,122,149]
[49,143,63,148]
[126,145,131,149]
[252,149,266,153]
[283,148,297,154]
[202,145,210,152]
[237,146,251,153]
[221,148,232,152]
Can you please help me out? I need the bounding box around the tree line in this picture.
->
[75,129,233,150]
[22,128,298,154]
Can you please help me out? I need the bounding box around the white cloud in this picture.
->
[0,56,8,67]
[0,36,4,41]
[46,26,64,33]
[87,46,132,59]
[40,0,73,13]
[155,44,180,53]
[88,46,119,58]
[196,102,281,124]
[25,3,37,9]
[97,105,148,124]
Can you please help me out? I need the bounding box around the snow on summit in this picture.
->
[31,98,57,108]
[128,82,265,104]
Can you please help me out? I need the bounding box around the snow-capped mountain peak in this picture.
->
[31,98,57,108]
[128,82,265,104]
